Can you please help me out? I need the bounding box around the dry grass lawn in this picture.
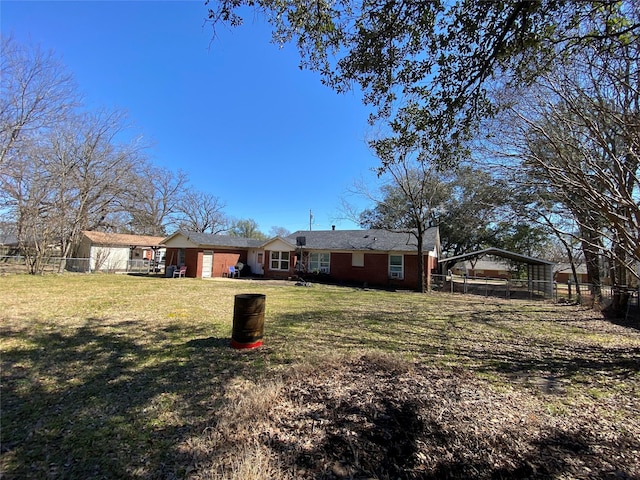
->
[1,274,639,479]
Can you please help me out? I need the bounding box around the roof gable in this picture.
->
[261,237,296,251]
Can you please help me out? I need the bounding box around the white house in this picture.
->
[77,231,165,272]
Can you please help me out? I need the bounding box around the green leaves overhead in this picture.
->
[207,0,638,165]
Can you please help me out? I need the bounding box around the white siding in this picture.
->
[90,246,130,271]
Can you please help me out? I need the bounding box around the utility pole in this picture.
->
[309,209,313,231]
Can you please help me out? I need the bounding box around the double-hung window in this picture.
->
[270,251,290,271]
[309,252,330,273]
[389,254,404,279]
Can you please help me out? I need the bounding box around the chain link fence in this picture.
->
[0,256,90,274]
[431,274,552,300]
[0,256,164,275]
[431,273,639,309]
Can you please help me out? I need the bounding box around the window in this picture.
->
[270,251,290,270]
[352,252,364,267]
[309,252,330,273]
[389,254,404,279]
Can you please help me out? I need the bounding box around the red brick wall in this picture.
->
[329,252,387,286]
[185,249,200,278]
[165,246,437,287]
[315,252,435,290]
[164,247,247,278]
[210,249,248,278]
[468,269,510,279]
[555,272,590,284]
[214,252,241,278]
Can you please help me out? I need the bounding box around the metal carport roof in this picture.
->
[440,247,555,266]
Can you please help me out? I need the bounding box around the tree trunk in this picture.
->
[582,237,602,306]
[416,229,425,293]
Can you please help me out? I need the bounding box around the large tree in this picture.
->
[487,27,639,308]
[1,38,202,271]
[436,165,512,259]
[206,1,638,300]
[1,36,79,168]
[0,106,145,273]
[53,109,145,262]
[228,218,267,240]
[359,154,450,293]
[124,164,188,236]
[176,190,228,234]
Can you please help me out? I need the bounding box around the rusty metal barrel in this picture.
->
[231,293,265,349]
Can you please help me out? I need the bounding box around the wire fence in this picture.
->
[0,256,164,275]
[430,273,639,308]
[430,274,553,300]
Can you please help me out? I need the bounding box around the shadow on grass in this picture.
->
[270,308,640,385]
[462,308,640,383]
[269,395,425,478]
[186,336,231,349]
[1,321,264,479]
[610,314,640,332]
[3,306,639,479]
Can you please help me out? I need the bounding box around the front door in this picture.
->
[202,251,213,278]
[254,251,264,275]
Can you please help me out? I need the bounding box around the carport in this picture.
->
[440,248,556,299]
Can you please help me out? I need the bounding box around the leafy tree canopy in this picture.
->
[228,218,268,240]
[207,0,639,164]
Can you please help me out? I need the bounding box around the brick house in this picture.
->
[554,263,590,284]
[161,227,440,291]
[451,257,514,279]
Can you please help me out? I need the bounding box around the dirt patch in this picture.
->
[187,353,639,479]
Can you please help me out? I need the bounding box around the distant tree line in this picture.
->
[0,36,283,273]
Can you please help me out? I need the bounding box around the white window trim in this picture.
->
[389,254,404,279]
[270,251,290,271]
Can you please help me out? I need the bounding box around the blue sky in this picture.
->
[2,0,379,234]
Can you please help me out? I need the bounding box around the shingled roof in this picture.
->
[82,231,165,247]
[178,231,264,249]
[162,228,440,252]
[285,228,439,252]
